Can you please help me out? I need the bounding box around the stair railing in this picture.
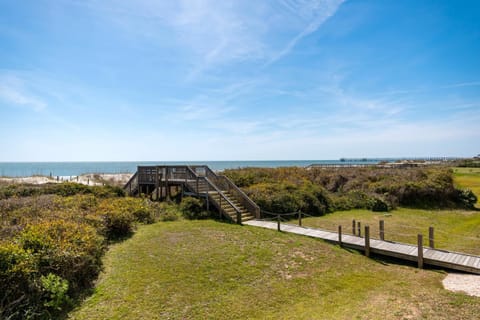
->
[186,166,241,223]
[124,172,138,196]
[204,166,260,219]
[219,175,261,219]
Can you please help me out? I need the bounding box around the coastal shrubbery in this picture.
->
[0,183,181,319]
[0,182,125,200]
[179,197,210,219]
[224,166,476,214]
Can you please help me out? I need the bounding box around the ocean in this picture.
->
[0,160,381,177]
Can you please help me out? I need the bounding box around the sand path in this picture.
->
[443,273,480,297]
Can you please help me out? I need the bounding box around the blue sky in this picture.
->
[0,0,479,161]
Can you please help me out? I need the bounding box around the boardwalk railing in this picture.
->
[246,213,480,275]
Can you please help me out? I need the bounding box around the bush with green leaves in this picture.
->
[18,220,105,290]
[1,219,104,319]
[179,197,209,219]
[0,242,37,319]
[225,166,471,213]
[456,189,477,209]
[40,273,71,311]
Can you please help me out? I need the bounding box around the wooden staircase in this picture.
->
[208,191,255,222]
[124,165,260,224]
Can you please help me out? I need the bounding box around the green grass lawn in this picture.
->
[68,220,479,320]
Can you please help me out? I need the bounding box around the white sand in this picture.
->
[443,273,480,297]
[0,173,133,187]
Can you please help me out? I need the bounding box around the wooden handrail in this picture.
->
[203,166,259,218]
[220,175,260,218]
[203,177,242,214]
[124,172,138,195]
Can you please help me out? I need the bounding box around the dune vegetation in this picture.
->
[2,166,480,319]
[223,166,477,214]
[0,183,182,319]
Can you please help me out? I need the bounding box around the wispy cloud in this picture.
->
[0,75,47,112]
[77,0,344,77]
[268,0,345,64]
[442,81,480,89]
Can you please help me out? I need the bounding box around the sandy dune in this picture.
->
[0,173,133,187]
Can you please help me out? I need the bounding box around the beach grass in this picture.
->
[68,220,479,320]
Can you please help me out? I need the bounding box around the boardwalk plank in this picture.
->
[244,220,479,274]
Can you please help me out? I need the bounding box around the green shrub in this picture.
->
[40,273,71,311]
[103,209,135,239]
[0,242,38,319]
[368,197,390,212]
[456,189,477,209]
[18,220,105,290]
[151,202,181,222]
[180,197,209,219]
[226,166,470,212]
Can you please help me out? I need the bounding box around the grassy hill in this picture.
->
[68,220,479,320]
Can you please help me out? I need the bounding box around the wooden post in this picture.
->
[155,167,160,201]
[357,221,361,237]
[379,220,385,241]
[352,219,356,235]
[236,210,242,225]
[365,225,370,257]
[165,168,170,200]
[298,212,302,227]
[338,225,342,246]
[429,226,434,249]
[418,234,424,269]
[277,215,281,232]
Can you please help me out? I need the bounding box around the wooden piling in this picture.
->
[429,226,434,249]
[352,219,356,235]
[365,225,370,257]
[298,212,302,227]
[379,220,385,240]
[338,225,342,246]
[418,234,424,269]
[155,167,160,200]
[357,221,361,237]
[237,210,242,225]
[277,215,281,232]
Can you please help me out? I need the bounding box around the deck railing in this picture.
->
[124,165,259,222]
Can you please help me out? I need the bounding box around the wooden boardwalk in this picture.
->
[244,220,480,275]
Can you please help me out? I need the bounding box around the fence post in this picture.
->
[418,234,424,269]
[379,220,385,241]
[365,225,370,257]
[357,221,361,237]
[338,225,342,247]
[277,215,281,232]
[352,219,356,235]
[298,211,302,227]
[429,226,434,249]
[236,210,242,225]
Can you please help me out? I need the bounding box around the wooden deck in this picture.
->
[244,220,480,274]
